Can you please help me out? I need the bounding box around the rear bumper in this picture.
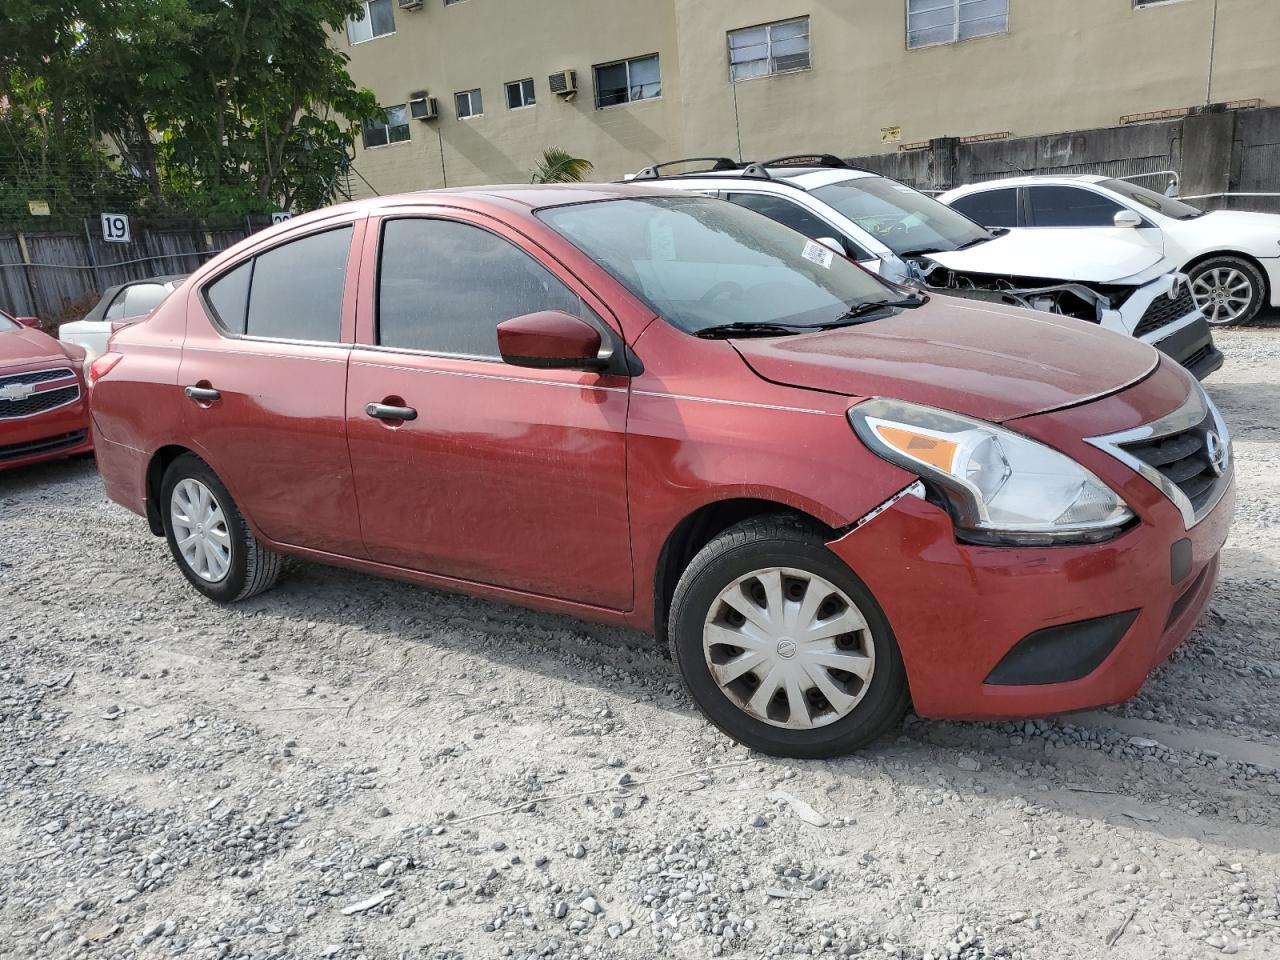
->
[0,394,92,471]
[827,476,1233,720]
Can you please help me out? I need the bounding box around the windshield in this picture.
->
[1098,179,1205,220]
[0,310,17,332]
[810,176,991,256]
[537,196,896,334]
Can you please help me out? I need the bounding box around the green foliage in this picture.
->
[0,0,379,219]
[531,147,595,184]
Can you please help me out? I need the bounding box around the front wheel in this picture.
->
[161,453,283,603]
[668,516,909,758]
[1188,256,1267,326]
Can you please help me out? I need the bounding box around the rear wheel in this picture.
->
[668,516,908,758]
[161,454,282,602]
[1188,256,1266,326]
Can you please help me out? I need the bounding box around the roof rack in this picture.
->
[630,157,743,180]
[759,153,851,169]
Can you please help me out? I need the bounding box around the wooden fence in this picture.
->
[0,216,275,327]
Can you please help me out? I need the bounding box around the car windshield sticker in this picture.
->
[802,239,834,269]
[649,221,677,261]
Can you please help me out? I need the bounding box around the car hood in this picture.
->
[0,326,67,368]
[1168,209,1280,247]
[731,298,1158,423]
[923,230,1167,284]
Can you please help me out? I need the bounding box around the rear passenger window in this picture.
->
[205,262,252,334]
[246,228,352,341]
[950,189,1018,228]
[378,218,584,357]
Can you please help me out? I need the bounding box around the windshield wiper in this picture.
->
[694,321,815,339]
[956,236,992,249]
[829,295,929,325]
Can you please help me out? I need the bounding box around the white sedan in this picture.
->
[940,175,1280,326]
[59,275,186,361]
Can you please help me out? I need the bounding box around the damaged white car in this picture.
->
[632,155,1222,380]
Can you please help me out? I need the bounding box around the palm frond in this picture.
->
[531,147,594,184]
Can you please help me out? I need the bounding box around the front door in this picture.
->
[1022,184,1166,255]
[345,212,632,610]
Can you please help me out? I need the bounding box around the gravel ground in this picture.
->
[1,326,1279,960]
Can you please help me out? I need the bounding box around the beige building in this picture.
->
[337,0,1280,197]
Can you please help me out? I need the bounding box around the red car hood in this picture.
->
[732,299,1159,423]
[0,326,68,369]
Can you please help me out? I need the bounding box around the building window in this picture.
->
[455,89,483,119]
[505,79,536,110]
[347,0,394,44]
[362,105,410,148]
[728,17,811,82]
[593,54,661,109]
[906,0,1008,49]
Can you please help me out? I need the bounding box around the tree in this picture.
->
[0,0,379,217]
[530,148,595,184]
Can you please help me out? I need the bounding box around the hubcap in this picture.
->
[1191,267,1253,325]
[170,478,232,582]
[702,567,875,730]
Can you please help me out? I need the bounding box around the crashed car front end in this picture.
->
[910,257,1223,381]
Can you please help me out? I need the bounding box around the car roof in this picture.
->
[626,166,879,192]
[944,174,1111,197]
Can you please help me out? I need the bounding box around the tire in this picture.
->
[1188,255,1267,327]
[160,453,283,603]
[668,515,909,758]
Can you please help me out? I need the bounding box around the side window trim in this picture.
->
[369,213,624,364]
[198,221,362,347]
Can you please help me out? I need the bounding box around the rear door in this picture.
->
[177,216,367,557]
[345,209,633,609]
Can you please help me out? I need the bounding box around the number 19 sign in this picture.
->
[101,213,131,244]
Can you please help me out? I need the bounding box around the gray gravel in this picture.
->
[1,326,1278,959]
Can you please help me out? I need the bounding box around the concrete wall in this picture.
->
[847,105,1280,213]
[338,0,1280,197]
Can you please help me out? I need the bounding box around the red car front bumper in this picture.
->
[829,475,1233,721]
[0,369,92,472]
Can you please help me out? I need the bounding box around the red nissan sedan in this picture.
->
[87,186,1234,758]
[1,307,92,470]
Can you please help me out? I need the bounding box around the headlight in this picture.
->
[849,398,1133,546]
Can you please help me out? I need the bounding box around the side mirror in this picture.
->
[496,310,609,371]
[1113,210,1144,229]
[815,237,845,255]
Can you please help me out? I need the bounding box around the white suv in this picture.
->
[634,156,1221,380]
[940,174,1280,326]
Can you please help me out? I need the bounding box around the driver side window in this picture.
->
[1025,186,1125,227]
[726,193,871,261]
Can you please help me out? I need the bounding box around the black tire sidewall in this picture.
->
[1190,256,1267,326]
[670,532,907,758]
[160,455,250,603]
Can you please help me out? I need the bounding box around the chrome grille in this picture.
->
[0,367,75,387]
[0,369,81,420]
[1086,384,1231,529]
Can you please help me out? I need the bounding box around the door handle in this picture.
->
[366,402,417,422]
[184,385,221,402]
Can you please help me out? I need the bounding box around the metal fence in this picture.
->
[0,216,275,327]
